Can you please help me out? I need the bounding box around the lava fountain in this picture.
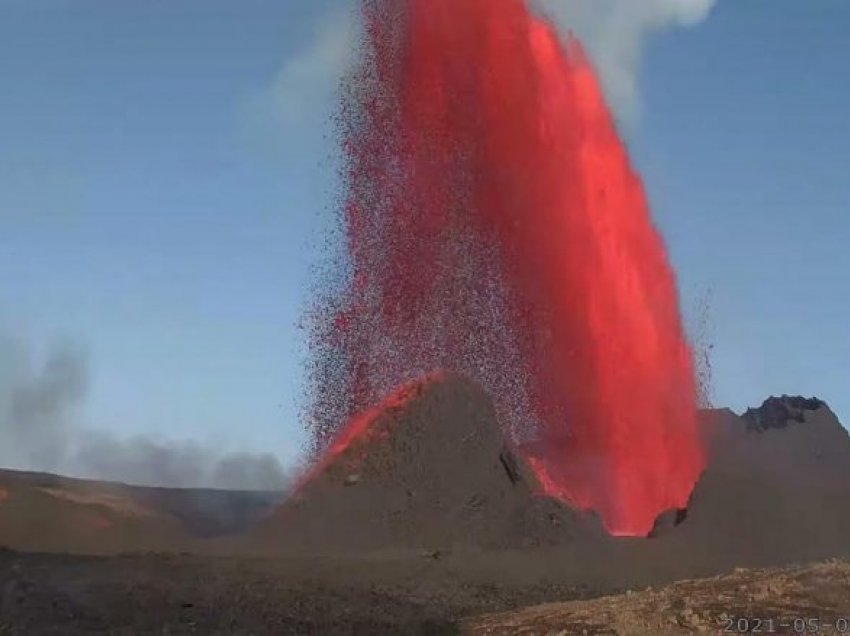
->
[306,0,705,537]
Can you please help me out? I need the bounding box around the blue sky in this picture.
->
[632,0,850,422]
[1,0,847,472]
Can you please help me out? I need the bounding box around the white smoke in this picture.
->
[262,1,715,129]
[267,8,355,126]
[242,6,357,139]
[532,0,716,121]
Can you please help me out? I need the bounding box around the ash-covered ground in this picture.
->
[1,376,850,634]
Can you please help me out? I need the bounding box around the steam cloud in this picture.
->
[533,0,716,120]
[0,334,289,491]
[266,0,715,127]
[266,7,356,127]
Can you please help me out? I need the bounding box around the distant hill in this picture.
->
[0,468,283,555]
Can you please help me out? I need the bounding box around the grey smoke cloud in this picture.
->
[0,337,82,470]
[75,434,288,491]
[0,334,289,491]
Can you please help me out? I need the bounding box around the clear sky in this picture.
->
[1,0,847,473]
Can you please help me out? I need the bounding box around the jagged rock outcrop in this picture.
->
[742,395,827,431]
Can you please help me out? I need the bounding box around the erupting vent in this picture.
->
[306,0,706,537]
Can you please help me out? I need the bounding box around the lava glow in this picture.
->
[307,0,705,537]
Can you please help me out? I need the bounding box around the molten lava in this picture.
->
[308,0,705,536]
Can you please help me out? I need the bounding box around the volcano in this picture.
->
[255,380,850,570]
[308,0,705,537]
[254,374,597,553]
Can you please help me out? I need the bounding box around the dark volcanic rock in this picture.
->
[668,403,850,568]
[648,508,688,538]
[742,395,826,432]
[249,373,592,553]
[498,447,523,485]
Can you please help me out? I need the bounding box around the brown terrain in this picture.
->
[0,468,282,555]
[1,375,849,634]
[466,559,850,634]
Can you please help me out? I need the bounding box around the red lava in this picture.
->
[295,373,443,495]
[309,0,705,537]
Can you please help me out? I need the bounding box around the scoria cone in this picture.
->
[308,0,705,536]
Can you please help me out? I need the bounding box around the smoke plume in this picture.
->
[0,334,289,491]
[265,0,715,130]
[533,0,716,120]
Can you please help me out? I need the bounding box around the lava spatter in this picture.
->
[306,0,705,537]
